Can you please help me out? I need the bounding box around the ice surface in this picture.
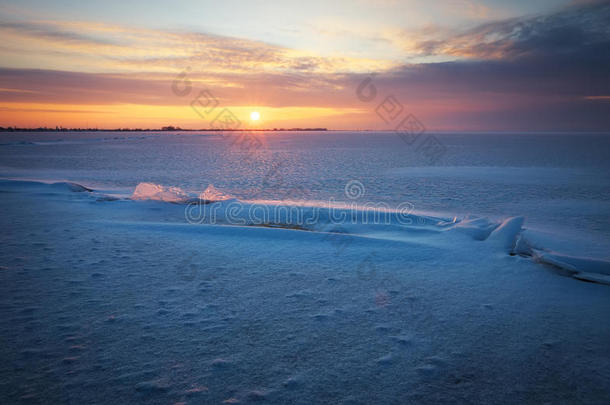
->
[533,251,610,276]
[198,184,234,201]
[487,216,525,253]
[131,182,235,204]
[445,215,498,240]
[5,179,610,281]
[573,272,610,285]
[0,179,92,193]
[2,131,610,403]
[132,182,189,203]
[2,178,609,404]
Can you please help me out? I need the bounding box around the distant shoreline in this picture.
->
[0,127,328,132]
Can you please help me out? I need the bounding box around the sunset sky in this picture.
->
[0,0,608,131]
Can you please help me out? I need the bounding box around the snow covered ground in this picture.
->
[1,179,609,404]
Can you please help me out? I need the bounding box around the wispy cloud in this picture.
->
[0,21,120,46]
[0,19,397,74]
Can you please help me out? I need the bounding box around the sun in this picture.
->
[250,111,260,121]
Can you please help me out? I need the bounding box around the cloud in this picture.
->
[1,1,609,130]
[0,18,396,74]
[0,21,120,46]
[339,0,609,130]
[410,0,610,61]
[0,106,111,114]
[0,68,356,108]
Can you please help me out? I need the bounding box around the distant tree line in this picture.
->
[0,126,327,132]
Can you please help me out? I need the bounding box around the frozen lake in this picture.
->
[1,131,609,403]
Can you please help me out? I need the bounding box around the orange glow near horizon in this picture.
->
[0,103,367,130]
[1,1,608,132]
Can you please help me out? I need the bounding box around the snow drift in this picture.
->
[2,178,609,285]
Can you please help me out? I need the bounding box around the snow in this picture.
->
[1,178,610,404]
[132,182,189,203]
[199,184,234,201]
[533,250,610,276]
[131,182,235,204]
[487,216,525,252]
[573,272,610,286]
[444,215,497,240]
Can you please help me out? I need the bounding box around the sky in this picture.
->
[0,0,608,131]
